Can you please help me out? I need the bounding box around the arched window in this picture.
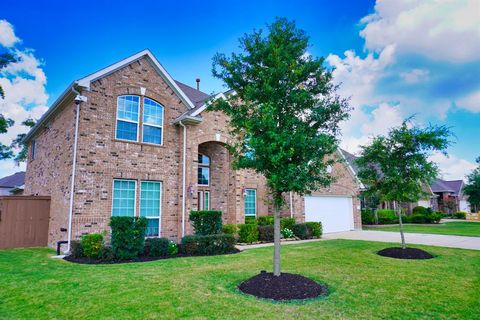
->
[142,97,164,145]
[198,153,210,186]
[116,95,140,141]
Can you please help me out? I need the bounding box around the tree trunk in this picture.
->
[273,203,281,276]
[394,201,407,249]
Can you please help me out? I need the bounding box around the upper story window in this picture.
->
[115,95,164,145]
[116,95,140,141]
[197,153,210,186]
[142,98,163,145]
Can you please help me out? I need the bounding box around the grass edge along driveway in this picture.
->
[364,221,480,237]
[1,239,479,320]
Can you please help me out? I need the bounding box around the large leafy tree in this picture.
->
[0,53,17,160]
[11,118,36,164]
[464,157,480,212]
[356,120,452,248]
[211,18,350,276]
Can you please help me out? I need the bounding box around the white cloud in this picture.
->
[456,90,480,112]
[360,0,480,63]
[0,20,48,177]
[0,20,20,47]
[400,68,429,83]
[430,152,476,181]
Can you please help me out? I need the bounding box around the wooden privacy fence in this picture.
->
[0,196,51,249]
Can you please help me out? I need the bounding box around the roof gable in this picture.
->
[0,171,25,188]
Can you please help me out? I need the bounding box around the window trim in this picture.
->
[140,180,162,238]
[244,188,257,217]
[111,179,137,218]
[31,139,36,160]
[204,191,210,210]
[141,97,164,146]
[197,153,210,186]
[115,95,140,142]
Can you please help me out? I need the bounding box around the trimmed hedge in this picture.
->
[361,209,375,225]
[291,223,310,239]
[305,222,322,238]
[189,210,222,235]
[238,224,259,243]
[80,233,104,258]
[377,209,399,224]
[258,225,274,242]
[245,216,256,224]
[257,216,274,225]
[222,224,237,235]
[281,217,296,230]
[454,211,467,219]
[70,240,83,258]
[181,234,236,255]
[110,216,147,260]
[145,238,170,257]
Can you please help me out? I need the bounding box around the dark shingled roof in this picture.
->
[175,80,210,108]
[431,179,463,195]
[339,149,360,175]
[0,171,25,188]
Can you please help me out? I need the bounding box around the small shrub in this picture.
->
[305,222,322,238]
[222,224,238,235]
[70,240,83,258]
[256,215,274,225]
[238,224,259,243]
[110,216,148,260]
[454,211,467,219]
[281,217,296,230]
[281,228,294,238]
[80,233,104,259]
[100,246,115,261]
[145,238,170,257]
[409,214,426,224]
[181,234,236,255]
[377,209,399,224]
[168,241,178,255]
[291,223,310,239]
[412,206,428,216]
[189,210,222,235]
[361,209,375,225]
[258,225,274,242]
[402,214,412,223]
[245,216,256,224]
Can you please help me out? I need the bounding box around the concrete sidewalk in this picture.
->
[323,230,480,250]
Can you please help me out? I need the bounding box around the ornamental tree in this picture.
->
[463,157,480,212]
[356,120,452,248]
[210,18,350,276]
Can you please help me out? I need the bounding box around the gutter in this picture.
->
[179,120,187,237]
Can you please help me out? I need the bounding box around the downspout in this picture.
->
[179,120,187,237]
[66,85,83,253]
[289,191,293,218]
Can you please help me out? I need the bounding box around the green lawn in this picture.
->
[364,221,480,237]
[1,240,479,320]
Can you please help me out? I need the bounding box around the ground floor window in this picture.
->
[111,179,162,237]
[244,189,257,216]
[197,191,210,211]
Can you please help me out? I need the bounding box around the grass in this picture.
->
[364,221,480,237]
[1,240,479,319]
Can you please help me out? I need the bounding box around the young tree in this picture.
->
[211,18,350,276]
[356,120,452,248]
[464,157,480,212]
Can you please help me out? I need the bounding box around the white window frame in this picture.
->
[244,188,257,217]
[204,191,210,210]
[111,179,137,217]
[115,95,140,142]
[197,153,210,186]
[140,180,162,238]
[141,97,164,146]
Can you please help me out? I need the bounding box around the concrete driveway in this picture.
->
[323,230,480,250]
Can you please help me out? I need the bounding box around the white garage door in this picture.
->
[304,196,354,233]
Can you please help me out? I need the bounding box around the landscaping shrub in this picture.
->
[258,225,274,242]
[222,224,238,235]
[454,211,467,219]
[189,210,222,235]
[281,228,294,238]
[256,215,274,225]
[70,240,83,258]
[145,238,170,257]
[291,223,310,239]
[238,224,259,243]
[412,206,428,216]
[245,216,256,224]
[377,209,399,224]
[305,222,322,238]
[361,209,375,225]
[80,233,104,259]
[110,216,147,260]
[100,246,115,261]
[181,234,236,255]
[168,241,178,255]
[281,217,296,230]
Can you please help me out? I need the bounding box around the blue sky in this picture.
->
[0,0,479,180]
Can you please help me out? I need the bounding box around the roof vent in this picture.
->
[196,78,200,91]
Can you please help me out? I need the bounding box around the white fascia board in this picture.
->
[77,49,195,109]
[191,90,236,117]
[337,148,365,190]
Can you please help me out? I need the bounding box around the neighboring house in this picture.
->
[23,49,362,247]
[0,171,25,195]
[431,179,470,213]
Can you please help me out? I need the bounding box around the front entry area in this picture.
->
[304,196,354,233]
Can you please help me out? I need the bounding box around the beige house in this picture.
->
[23,50,362,248]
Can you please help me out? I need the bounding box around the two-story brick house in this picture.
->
[23,50,362,248]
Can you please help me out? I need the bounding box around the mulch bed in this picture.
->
[64,249,240,265]
[377,247,434,260]
[238,272,328,301]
